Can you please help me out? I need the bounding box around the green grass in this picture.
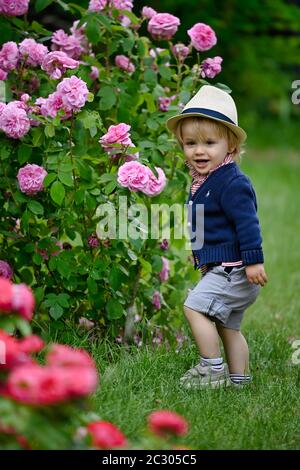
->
[61,147,300,449]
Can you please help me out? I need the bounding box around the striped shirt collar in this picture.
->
[185,153,234,194]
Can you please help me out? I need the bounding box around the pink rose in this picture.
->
[87,421,127,449]
[51,29,84,60]
[200,56,223,78]
[117,161,150,192]
[0,0,29,16]
[56,75,89,112]
[172,43,190,61]
[88,0,107,12]
[152,290,161,310]
[19,38,48,67]
[0,260,13,279]
[7,364,69,405]
[187,22,217,51]
[89,65,99,80]
[41,51,79,79]
[142,6,157,19]
[158,95,176,112]
[0,68,7,80]
[159,256,170,282]
[11,283,35,321]
[115,54,135,73]
[143,167,167,197]
[99,123,132,154]
[17,163,47,196]
[46,344,95,369]
[148,410,188,437]
[0,41,19,72]
[37,91,65,118]
[147,13,180,40]
[110,0,133,10]
[0,102,30,139]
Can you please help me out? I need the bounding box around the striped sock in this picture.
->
[230,374,252,385]
[200,356,224,371]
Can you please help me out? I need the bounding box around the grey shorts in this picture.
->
[183,265,261,330]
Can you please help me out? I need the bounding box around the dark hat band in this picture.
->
[181,107,236,125]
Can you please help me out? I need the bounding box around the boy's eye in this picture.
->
[206,140,215,145]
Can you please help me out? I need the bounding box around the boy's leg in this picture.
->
[184,306,221,358]
[216,323,249,374]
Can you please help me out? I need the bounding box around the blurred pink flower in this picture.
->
[172,43,190,61]
[115,54,135,73]
[41,51,79,79]
[117,161,150,192]
[0,260,13,279]
[159,256,170,282]
[89,65,99,80]
[0,41,19,72]
[148,410,188,437]
[201,56,223,78]
[19,38,48,67]
[17,163,47,195]
[19,335,45,354]
[87,421,127,449]
[110,0,133,10]
[88,0,107,11]
[0,330,35,370]
[46,344,95,369]
[158,95,176,112]
[152,290,161,310]
[0,102,30,139]
[7,364,69,405]
[0,0,29,16]
[160,239,169,250]
[0,68,7,80]
[148,13,180,40]
[79,317,95,330]
[142,6,157,20]
[57,75,89,112]
[143,166,166,197]
[11,283,35,321]
[187,22,217,51]
[88,234,100,248]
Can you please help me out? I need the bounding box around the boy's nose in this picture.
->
[195,144,205,155]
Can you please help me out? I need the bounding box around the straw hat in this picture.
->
[166,85,247,143]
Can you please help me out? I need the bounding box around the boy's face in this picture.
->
[181,120,234,176]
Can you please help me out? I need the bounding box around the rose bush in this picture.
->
[0,0,226,346]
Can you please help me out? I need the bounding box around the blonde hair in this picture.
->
[174,117,244,162]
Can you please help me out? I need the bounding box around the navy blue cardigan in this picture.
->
[186,162,264,270]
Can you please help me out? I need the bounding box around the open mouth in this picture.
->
[194,159,209,167]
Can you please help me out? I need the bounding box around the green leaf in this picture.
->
[98,86,117,111]
[33,253,43,265]
[152,255,163,273]
[144,69,157,88]
[57,293,70,308]
[28,200,44,216]
[158,66,173,80]
[14,318,32,336]
[109,266,122,290]
[104,180,117,195]
[45,123,55,138]
[106,298,124,320]
[31,127,44,147]
[35,0,54,12]
[76,160,92,181]
[86,17,101,44]
[50,181,65,206]
[140,258,152,274]
[18,145,32,165]
[49,304,64,320]
[58,171,74,187]
[88,277,98,295]
[99,173,116,183]
[43,173,57,188]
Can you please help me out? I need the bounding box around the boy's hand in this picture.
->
[245,264,268,286]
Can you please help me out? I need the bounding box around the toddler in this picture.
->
[166,85,268,388]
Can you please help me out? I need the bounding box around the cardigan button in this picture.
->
[227,277,231,282]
